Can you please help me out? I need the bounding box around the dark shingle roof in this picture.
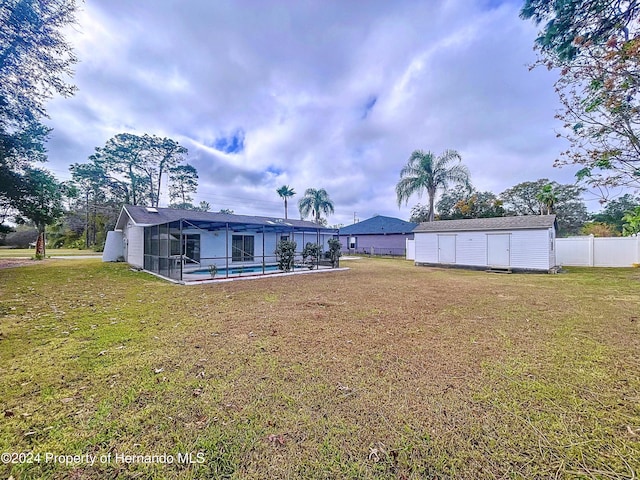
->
[414,215,557,233]
[339,215,417,235]
[117,205,336,232]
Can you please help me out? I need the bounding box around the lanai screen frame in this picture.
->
[142,218,338,282]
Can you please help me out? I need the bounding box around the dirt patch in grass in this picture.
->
[0,259,34,269]
[0,259,638,478]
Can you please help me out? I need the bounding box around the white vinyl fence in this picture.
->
[406,239,415,261]
[556,235,640,267]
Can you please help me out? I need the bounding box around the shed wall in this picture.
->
[414,228,553,270]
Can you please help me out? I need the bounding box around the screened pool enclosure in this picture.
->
[141,216,339,282]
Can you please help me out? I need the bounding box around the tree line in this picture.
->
[396,149,640,237]
[2,131,207,250]
[64,132,205,249]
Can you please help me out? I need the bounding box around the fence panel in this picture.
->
[556,236,640,267]
[556,237,592,266]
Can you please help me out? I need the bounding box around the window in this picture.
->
[232,235,254,262]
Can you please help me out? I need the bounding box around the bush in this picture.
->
[302,242,320,269]
[275,240,297,272]
[327,238,342,268]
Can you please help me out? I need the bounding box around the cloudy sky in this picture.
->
[43,0,591,226]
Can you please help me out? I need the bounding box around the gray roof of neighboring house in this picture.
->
[116,205,337,232]
[338,215,417,235]
[414,215,557,233]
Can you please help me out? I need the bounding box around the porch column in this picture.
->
[262,225,265,274]
[179,219,183,282]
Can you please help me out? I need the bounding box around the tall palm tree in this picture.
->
[396,149,470,222]
[276,185,296,219]
[298,188,335,224]
[536,183,557,215]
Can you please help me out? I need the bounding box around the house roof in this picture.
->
[338,215,417,235]
[414,215,557,233]
[116,205,337,233]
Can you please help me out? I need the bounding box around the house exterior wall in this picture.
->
[124,222,144,268]
[414,228,554,271]
[184,227,335,268]
[184,227,227,264]
[338,233,412,255]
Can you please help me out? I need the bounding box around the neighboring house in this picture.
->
[413,215,557,272]
[104,205,338,282]
[2,228,39,249]
[338,215,417,256]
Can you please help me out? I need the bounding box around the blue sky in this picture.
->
[42,0,600,225]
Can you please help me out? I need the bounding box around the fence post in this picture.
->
[636,235,640,265]
[588,234,594,267]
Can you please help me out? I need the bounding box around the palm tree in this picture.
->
[396,149,470,222]
[298,188,335,224]
[536,183,557,215]
[276,185,296,219]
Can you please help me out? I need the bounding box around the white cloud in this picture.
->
[43,0,582,224]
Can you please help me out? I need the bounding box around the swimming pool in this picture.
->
[187,264,281,276]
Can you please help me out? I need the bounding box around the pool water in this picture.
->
[188,264,281,276]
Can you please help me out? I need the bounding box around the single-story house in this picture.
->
[103,205,338,282]
[338,215,417,256]
[413,215,558,272]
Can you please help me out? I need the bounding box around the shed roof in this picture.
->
[414,215,557,233]
[116,205,337,233]
[339,215,417,235]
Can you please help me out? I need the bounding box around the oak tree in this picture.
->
[521,0,640,194]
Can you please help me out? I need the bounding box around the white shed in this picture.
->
[413,215,558,273]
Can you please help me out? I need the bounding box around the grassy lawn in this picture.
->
[0,258,638,479]
[0,248,101,258]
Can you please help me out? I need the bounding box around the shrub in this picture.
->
[302,242,320,269]
[327,238,342,268]
[275,240,297,272]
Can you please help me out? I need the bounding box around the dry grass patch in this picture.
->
[0,258,638,478]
